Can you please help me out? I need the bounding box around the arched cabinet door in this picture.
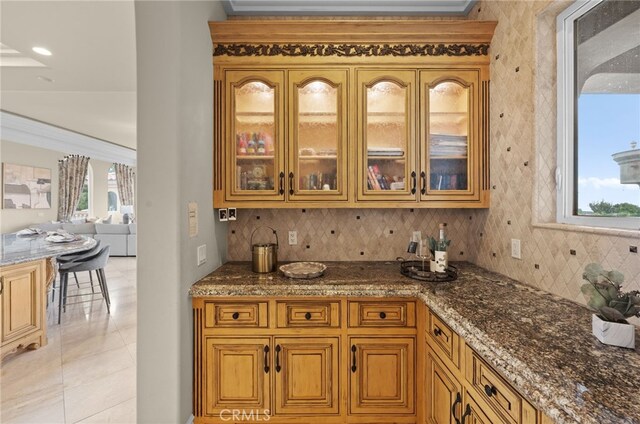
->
[225,70,285,202]
[287,70,349,202]
[420,70,482,203]
[356,70,418,202]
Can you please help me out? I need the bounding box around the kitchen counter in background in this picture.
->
[191,261,640,424]
[0,233,96,266]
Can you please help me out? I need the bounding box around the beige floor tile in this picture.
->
[62,346,134,389]
[125,343,136,363]
[64,366,136,424]
[118,326,136,345]
[61,330,126,364]
[0,386,65,424]
[75,397,136,424]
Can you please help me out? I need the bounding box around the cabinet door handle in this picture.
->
[433,327,442,337]
[288,172,294,196]
[420,171,427,195]
[460,403,472,424]
[0,276,3,296]
[275,344,281,372]
[305,312,312,320]
[351,345,357,373]
[410,171,417,194]
[232,312,240,320]
[452,392,462,424]
[379,311,386,319]
[278,172,285,195]
[484,384,498,398]
[263,345,270,373]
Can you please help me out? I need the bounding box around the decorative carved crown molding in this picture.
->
[213,43,490,57]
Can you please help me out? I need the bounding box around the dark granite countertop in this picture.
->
[0,233,96,266]
[190,261,640,424]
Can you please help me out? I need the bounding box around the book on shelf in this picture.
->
[430,172,468,190]
[367,146,404,157]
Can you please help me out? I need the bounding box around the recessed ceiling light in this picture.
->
[32,46,52,56]
[37,75,54,83]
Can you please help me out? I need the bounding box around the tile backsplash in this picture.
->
[226,1,639,316]
[228,209,474,262]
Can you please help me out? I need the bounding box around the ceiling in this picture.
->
[0,1,476,152]
[0,1,136,150]
[222,0,477,16]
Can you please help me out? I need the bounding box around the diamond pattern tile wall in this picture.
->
[468,0,640,308]
[226,2,639,314]
[228,209,474,263]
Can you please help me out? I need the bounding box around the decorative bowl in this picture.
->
[279,262,327,279]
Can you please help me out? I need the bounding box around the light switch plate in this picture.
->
[288,231,297,245]
[197,244,206,266]
[511,239,521,259]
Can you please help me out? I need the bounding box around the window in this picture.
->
[557,0,640,230]
[76,164,92,213]
[107,165,120,211]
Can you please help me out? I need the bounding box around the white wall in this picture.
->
[0,139,114,232]
[135,2,227,423]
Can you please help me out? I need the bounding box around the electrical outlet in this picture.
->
[511,239,521,259]
[412,231,422,243]
[288,231,297,245]
[197,244,206,266]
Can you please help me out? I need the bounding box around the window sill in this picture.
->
[532,221,640,239]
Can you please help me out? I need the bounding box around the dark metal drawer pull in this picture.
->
[379,311,386,319]
[232,312,240,320]
[433,327,442,336]
[461,404,472,424]
[305,312,312,320]
[484,384,498,397]
[278,172,285,195]
[351,345,357,373]
[263,345,270,373]
[452,392,462,424]
[275,345,281,372]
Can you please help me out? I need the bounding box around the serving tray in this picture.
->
[280,262,327,279]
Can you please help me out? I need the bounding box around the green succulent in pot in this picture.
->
[581,263,640,323]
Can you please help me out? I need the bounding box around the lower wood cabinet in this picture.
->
[194,297,421,423]
[204,337,271,416]
[1,259,47,360]
[274,337,340,415]
[426,348,462,424]
[349,337,415,416]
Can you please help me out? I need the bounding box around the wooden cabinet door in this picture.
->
[225,70,285,202]
[349,337,415,415]
[426,349,463,424]
[1,261,42,344]
[419,69,483,203]
[288,69,349,201]
[461,392,500,424]
[356,69,418,202]
[273,337,340,416]
[204,337,271,417]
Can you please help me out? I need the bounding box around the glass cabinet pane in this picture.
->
[365,81,408,192]
[428,81,469,191]
[234,81,277,192]
[296,80,338,191]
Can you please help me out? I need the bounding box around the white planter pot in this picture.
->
[434,251,448,273]
[592,314,636,349]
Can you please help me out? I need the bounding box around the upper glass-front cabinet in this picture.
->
[357,70,417,201]
[420,70,480,202]
[226,70,285,201]
[288,70,348,201]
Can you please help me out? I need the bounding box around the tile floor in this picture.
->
[1,257,137,424]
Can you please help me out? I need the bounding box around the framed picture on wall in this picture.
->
[2,163,52,209]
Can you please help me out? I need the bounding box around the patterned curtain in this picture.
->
[57,155,90,222]
[114,163,135,206]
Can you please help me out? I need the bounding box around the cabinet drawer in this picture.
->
[427,311,460,370]
[276,301,340,327]
[349,301,415,328]
[204,301,268,328]
[465,346,522,424]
